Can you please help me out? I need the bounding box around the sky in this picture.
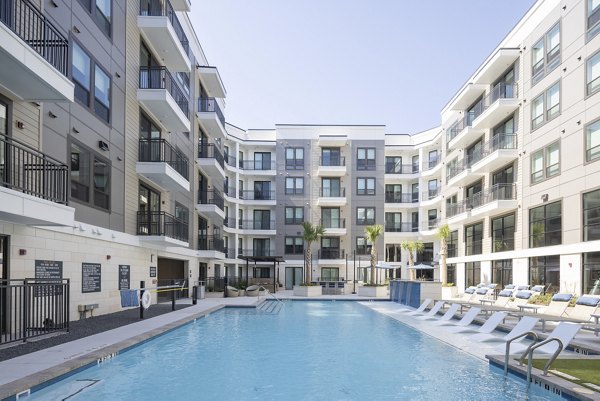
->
[191,0,537,134]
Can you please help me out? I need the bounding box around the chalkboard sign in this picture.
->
[82,263,101,293]
[119,265,130,290]
[34,260,63,297]
[149,266,157,277]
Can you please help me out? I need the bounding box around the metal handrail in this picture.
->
[504,331,538,374]
[139,66,189,117]
[519,338,564,383]
[198,97,225,126]
[257,286,283,304]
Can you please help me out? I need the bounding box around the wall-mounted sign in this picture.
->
[82,263,101,293]
[149,266,157,278]
[34,260,63,297]
[119,265,130,290]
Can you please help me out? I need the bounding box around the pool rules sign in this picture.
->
[82,263,101,293]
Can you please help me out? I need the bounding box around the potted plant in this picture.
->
[358,224,387,297]
[293,221,324,297]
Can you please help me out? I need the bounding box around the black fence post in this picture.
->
[22,281,28,343]
[171,279,175,311]
[139,281,145,320]
[223,276,228,298]
[192,285,197,305]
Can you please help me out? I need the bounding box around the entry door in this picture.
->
[285,267,303,290]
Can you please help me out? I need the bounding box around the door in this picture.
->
[321,178,340,197]
[285,267,303,290]
[198,217,208,249]
[428,150,438,169]
[254,152,271,170]
[138,184,160,235]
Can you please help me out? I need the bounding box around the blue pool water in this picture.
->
[28,302,563,400]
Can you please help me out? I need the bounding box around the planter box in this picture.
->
[441,286,458,300]
[358,285,388,297]
[204,292,224,298]
[293,285,322,297]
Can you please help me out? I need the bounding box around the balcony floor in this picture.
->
[136,162,190,192]
[0,186,74,226]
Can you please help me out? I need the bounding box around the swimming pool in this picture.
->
[26,301,562,400]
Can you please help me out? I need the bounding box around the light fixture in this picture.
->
[98,141,109,151]
[48,111,57,118]
[541,194,549,202]
[72,127,79,133]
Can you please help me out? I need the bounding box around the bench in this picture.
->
[78,303,99,319]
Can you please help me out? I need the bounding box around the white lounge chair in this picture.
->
[409,300,444,317]
[503,322,581,355]
[448,287,476,302]
[470,316,539,343]
[566,295,600,321]
[392,298,432,314]
[533,293,573,316]
[418,303,459,321]
[491,289,513,307]
[434,306,481,327]
[446,311,507,334]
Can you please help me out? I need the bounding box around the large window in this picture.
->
[583,252,600,295]
[385,156,402,173]
[531,141,560,184]
[357,178,375,195]
[584,189,600,241]
[586,119,600,162]
[70,141,110,210]
[465,262,481,288]
[357,148,376,170]
[385,212,402,232]
[79,0,111,36]
[447,264,456,286]
[356,207,375,225]
[465,222,483,256]
[356,237,372,255]
[321,148,341,166]
[321,267,339,281]
[447,230,458,258]
[285,147,304,170]
[492,260,513,288]
[321,177,341,197]
[72,42,111,122]
[321,208,342,228]
[529,255,559,293]
[285,237,303,255]
[285,207,303,225]
[529,201,562,247]
[532,23,560,85]
[587,51,600,96]
[492,214,515,252]
[588,0,600,41]
[285,177,304,195]
[385,244,401,262]
[531,82,560,130]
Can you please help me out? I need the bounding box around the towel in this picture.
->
[120,289,139,308]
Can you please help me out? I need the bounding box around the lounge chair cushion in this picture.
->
[531,285,545,292]
[465,287,476,294]
[516,285,529,291]
[476,288,488,295]
[498,289,513,297]
[504,284,515,290]
[515,290,532,299]
[576,295,600,306]
[551,293,572,302]
[487,284,498,289]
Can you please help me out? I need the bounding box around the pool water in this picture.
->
[28,302,562,400]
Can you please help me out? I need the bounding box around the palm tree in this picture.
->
[437,224,451,284]
[364,225,384,285]
[302,221,324,285]
[401,240,424,280]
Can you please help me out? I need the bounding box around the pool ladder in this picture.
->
[504,331,564,384]
[257,286,283,304]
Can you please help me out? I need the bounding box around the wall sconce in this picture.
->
[19,249,27,256]
[73,127,79,134]
[48,111,57,118]
[73,26,80,33]
[106,255,111,260]
[541,194,549,202]
[16,121,25,129]
[98,141,109,151]
[50,0,58,6]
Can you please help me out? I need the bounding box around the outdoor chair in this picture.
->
[408,300,444,317]
[502,322,581,356]
[566,295,600,321]
[470,316,539,343]
[393,298,432,314]
[417,303,460,321]
[434,306,481,327]
[446,311,507,334]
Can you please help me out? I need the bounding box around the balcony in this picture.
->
[137,211,189,247]
[446,111,484,151]
[471,84,519,130]
[238,220,276,234]
[196,189,225,220]
[0,0,73,101]
[384,223,418,233]
[238,159,276,175]
[385,163,419,175]
[197,66,226,98]
[421,155,442,177]
[0,133,74,226]
[317,136,347,147]
[473,48,520,85]
[197,235,225,259]
[224,248,238,260]
[320,218,346,236]
[238,248,276,258]
[447,183,517,224]
[138,0,190,72]
[470,134,518,175]
[223,185,237,200]
[238,190,276,205]
[318,249,345,260]
[446,157,483,188]
[224,154,237,170]
[223,217,236,232]
[137,66,190,133]
[448,83,487,111]
[196,143,224,177]
[316,156,346,176]
[421,218,441,234]
[170,0,191,12]
[136,138,190,192]
[197,97,226,138]
[385,193,418,204]
[317,187,346,206]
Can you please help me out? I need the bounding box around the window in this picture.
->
[321,177,341,197]
[320,237,340,259]
[72,42,111,122]
[256,267,270,279]
[418,243,433,264]
[587,51,600,96]
[465,262,481,288]
[385,184,402,203]
[285,207,304,225]
[529,255,559,293]
[586,120,600,162]
[253,210,271,230]
[532,23,560,85]
[356,207,375,225]
[175,203,189,240]
[285,177,304,195]
[529,200,562,248]
[587,0,600,41]
[285,147,304,170]
[321,267,339,281]
[254,152,271,170]
[531,141,560,183]
[79,0,111,36]
[583,252,600,294]
[465,222,483,256]
[492,260,513,288]
[447,230,458,258]
[357,148,376,170]
[357,178,375,195]
[321,148,342,166]
[492,214,515,252]
[138,183,160,235]
[70,141,110,210]
[447,264,456,286]
[385,212,402,232]
[531,82,560,129]
[385,244,401,262]
[253,238,270,257]
[285,237,303,254]
[427,209,437,230]
[412,155,419,173]
[356,237,372,255]
[583,189,600,241]
[321,208,342,228]
[385,156,402,173]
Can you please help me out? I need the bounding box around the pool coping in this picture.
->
[0,304,227,401]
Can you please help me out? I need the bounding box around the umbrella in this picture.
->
[375,262,397,269]
[408,263,437,269]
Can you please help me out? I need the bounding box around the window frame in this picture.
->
[356,177,375,195]
[586,50,600,97]
[587,0,600,41]
[530,140,560,184]
[356,237,372,255]
[531,81,561,130]
[356,207,376,225]
[78,0,113,38]
[285,177,304,195]
[529,255,560,293]
[284,236,304,255]
[531,21,561,86]
[285,207,304,225]
[69,138,111,211]
[465,221,483,256]
[447,230,458,258]
[491,213,515,252]
[529,200,562,248]
[583,188,600,242]
[582,251,600,294]
[285,147,304,170]
[585,118,600,164]
[357,147,376,170]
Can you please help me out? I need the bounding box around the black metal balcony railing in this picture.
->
[198,189,224,211]
[385,163,417,174]
[197,143,224,169]
[198,235,225,252]
[223,185,236,198]
[446,183,516,218]
[223,217,235,228]
[422,187,440,200]
[139,0,189,54]
[319,187,345,197]
[470,133,518,164]
[384,222,418,233]
[385,193,417,203]
[319,156,345,167]
[0,133,68,204]
[239,190,275,200]
[357,218,376,225]
[239,220,276,230]
[239,248,275,258]
[139,66,189,118]
[138,138,189,180]
[446,158,469,181]
[137,211,188,242]
[239,159,276,171]
[198,97,225,127]
[224,154,236,167]
[423,155,441,170]
[225,248,237,259]
[320,218,346,229]
[0,0,69,76]
[318,249,345,259]
[423,218,441,230]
